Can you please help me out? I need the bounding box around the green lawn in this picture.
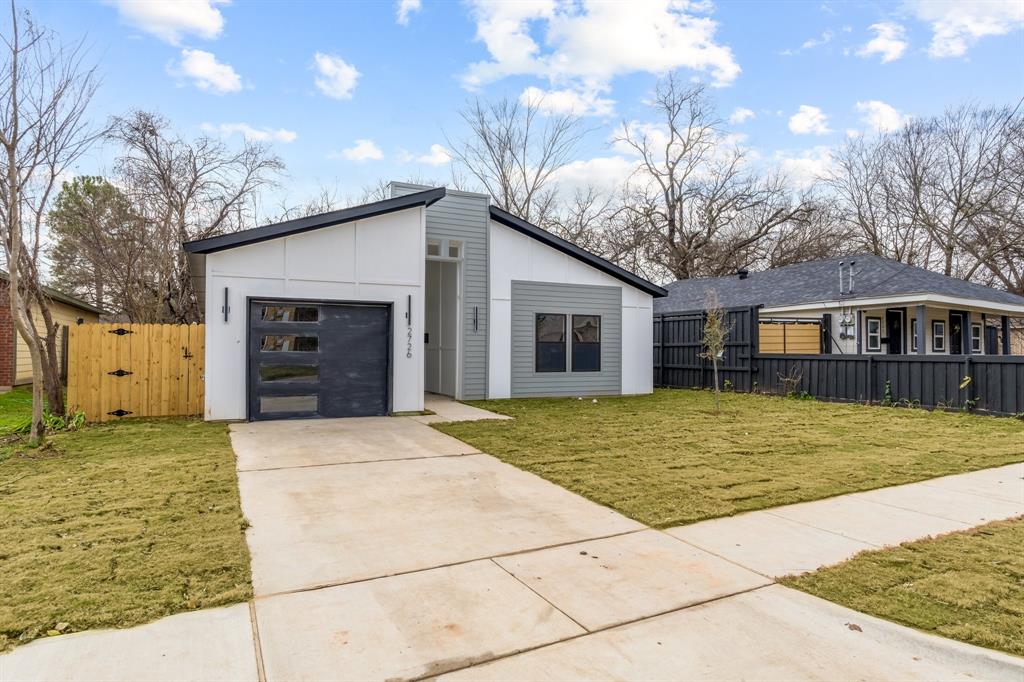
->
[0,386,32,434]
[783,517,1024,657]
[0,418,252,651]
[435,389,1024,527]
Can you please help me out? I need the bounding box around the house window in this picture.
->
[426,239,441,257]
[571,315,601,372]
[448,240,462,259]
[911,318,918,352]
[971,323,983,353]
[535,313,566,372]
[866,317,881,352]
[932,321,946,352]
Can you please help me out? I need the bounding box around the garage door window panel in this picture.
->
[259,364,319,384]
[260,335,319,352]
[536,313,566,373]
[259,394,318,414]
[261,305,319,322]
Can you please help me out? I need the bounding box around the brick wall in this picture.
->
[0,280,12,387]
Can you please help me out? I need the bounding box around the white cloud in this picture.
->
[788,105,831,135]
[416,144,451,166]
[908,0,1024,58]
[462,0,740,93]
[855,100,910,133]
[782,29,834,55]
[200,122,297,143]
[520,85,615,117]
[552,155,640,196]
[857,22,908,62]
[729,107,755,125]
[313,53,360,100]
[110,0,227,44]
[774,146,834,189]
[396,0,421,25]
[172,49,242,94]
[338,139,383,162]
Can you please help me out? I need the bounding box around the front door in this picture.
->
[885,309,904,354]
[248,300,391,420]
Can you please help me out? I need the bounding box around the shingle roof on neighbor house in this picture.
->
[0,270,105,315]
[654,253,1024,313]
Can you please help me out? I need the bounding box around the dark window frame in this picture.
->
[932,320,946,352]
[535,313,567,373]
[571,314,601,372]
[866,316,882,352]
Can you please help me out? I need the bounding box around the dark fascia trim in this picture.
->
[0,269,106,315]
[183,187,447,254]
[489,206,668,298]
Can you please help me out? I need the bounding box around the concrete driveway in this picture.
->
[232,415,1024,681]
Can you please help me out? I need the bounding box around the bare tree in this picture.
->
[0,2,101,434]
[109,110,284,322]
[615,76,814,281]
[699,289,731,413]
[447,95,584,227]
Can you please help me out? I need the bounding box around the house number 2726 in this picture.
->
[406,326,413,359]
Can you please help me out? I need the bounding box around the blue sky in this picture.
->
[28,0,1024,208]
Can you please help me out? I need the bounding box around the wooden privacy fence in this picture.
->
[67,323,204,422]
[654,307,759,392]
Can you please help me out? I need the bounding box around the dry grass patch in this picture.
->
[783,517,1024,657]
[435,389,1023,527]
[0,419,251,651]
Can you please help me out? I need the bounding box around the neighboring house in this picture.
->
[184,183,667,421]
[0,271,103,389]
[655,254,1024,356]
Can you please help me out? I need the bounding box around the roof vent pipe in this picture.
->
[849,260,855,295]
[737,268,749,280]
[838,261,845,295]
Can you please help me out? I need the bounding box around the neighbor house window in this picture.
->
[571,315,601,372]
[910,318,919,352]
[448,240,462,259]
[971,323,983,353]
[535,314,566,372]
[866,317,881,352]
[932,321,946,352]
[426,239,441,257]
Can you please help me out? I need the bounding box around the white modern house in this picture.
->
[656,254,1024,356]
[184,183,666,421]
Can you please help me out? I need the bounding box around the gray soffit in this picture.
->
[489,206,667,298]
[183,187,447,254]
[655,253,1024,313]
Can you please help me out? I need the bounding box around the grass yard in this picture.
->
[783,517,1024,657]
[436,389,1024,527]
[0,386,32,434]
[0,418,251,651]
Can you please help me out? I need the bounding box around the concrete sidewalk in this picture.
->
[668,461,1024,578]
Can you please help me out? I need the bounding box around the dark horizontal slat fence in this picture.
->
[654,306,1024,416]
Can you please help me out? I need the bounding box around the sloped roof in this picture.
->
[654,253,1024,313]
[0,270,105,315]
[489,206,667,297]
[183,187,447,254]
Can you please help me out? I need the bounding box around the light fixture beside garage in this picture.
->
[222,287,230,322]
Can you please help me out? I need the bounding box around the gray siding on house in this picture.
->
[390,182,489,399]
[511,281,622,397]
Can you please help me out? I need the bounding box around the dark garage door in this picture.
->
[248,300,390,420]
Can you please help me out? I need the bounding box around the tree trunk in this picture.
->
[712,359,720,413]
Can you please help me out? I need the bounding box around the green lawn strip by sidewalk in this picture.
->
[782,517,1024,658]
[0,418,252,651]
[434,389,1024,528]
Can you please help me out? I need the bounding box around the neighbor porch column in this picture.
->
[963,311,972,356]
[856,310,863,354]
[916,305,926,355]
[1002,315,1011,355]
